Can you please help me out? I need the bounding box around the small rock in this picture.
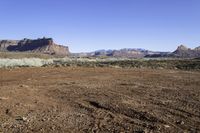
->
[19,84,29,88]
[0,97,8,100]
[15,116,27,121]
[5,109,12,116]
[50,126,56,130]
[164,125,170,128]
[22,117,27,121]
[16,116,23,121]
[176,120,184,125]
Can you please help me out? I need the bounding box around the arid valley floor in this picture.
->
[0,67,200,132]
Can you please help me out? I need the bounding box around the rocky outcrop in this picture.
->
[111,49,145,58]
[0,38,69,56]
[0,40,19,51]
[194,46,200,51]
[172,45,200,58]
[110,49,170,58]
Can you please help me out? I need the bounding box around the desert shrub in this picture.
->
[0,57,200,70]
[175,60,200,70]
[0,58,57,68]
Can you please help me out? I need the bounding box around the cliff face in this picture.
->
[0,38,69,56]
[0,40,19,51]
[172,45,200,58]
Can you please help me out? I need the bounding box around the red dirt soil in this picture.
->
[0,67,200,132]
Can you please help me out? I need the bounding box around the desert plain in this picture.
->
[0,66,200,133]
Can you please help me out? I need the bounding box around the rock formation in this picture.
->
[72,48,169,58]
[172,45,200,58]
[0,38,69,56]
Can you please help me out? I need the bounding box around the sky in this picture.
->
[0,0,200,52]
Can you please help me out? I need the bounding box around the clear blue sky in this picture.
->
[0,0,200,52]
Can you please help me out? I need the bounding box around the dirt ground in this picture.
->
[0,67,200,133]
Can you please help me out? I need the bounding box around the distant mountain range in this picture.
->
[72,48,170,58]
[72,45,200,58]
[0,38,200,58]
